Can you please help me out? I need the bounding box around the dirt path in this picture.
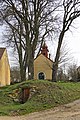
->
[1,99,80,120]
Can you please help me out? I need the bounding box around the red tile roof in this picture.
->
[0,48,6,59]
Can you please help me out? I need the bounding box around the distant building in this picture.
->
[34,43,53,80]
[0,48,10,86]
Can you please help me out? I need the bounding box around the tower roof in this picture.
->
[42,42,49,50]
[0,48,6,59]
[41,42,49,57]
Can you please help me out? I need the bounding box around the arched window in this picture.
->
[38,72,45,80]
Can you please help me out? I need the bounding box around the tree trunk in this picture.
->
[28,50,34,80]
[28,61,34,80]
[19,62,26,82]
[52,64,58,82]
[52,30,64,82]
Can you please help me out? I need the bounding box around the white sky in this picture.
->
[0,18,80,67]
[47,17,80,66]
[65,18,80,66]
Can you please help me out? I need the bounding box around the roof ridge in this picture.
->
[34,53,53,63]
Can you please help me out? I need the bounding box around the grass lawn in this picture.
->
[0,80,80,116]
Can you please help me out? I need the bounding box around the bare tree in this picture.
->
[67,63,78,82]
[56,42,73,81]
[59,42,73,66]
[57,67,68,81]
[0,0,60,81]
[10,67,20,84]
[52,0,80,82]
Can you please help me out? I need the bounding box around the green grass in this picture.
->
[0,80,80,116]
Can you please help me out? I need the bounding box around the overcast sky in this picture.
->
[47,17,80,67]
[65,18,80,66]
[0,17,80,67]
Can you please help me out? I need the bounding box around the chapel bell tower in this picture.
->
[41,42,49,58]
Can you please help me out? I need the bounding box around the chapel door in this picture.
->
[38,72,45,80]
